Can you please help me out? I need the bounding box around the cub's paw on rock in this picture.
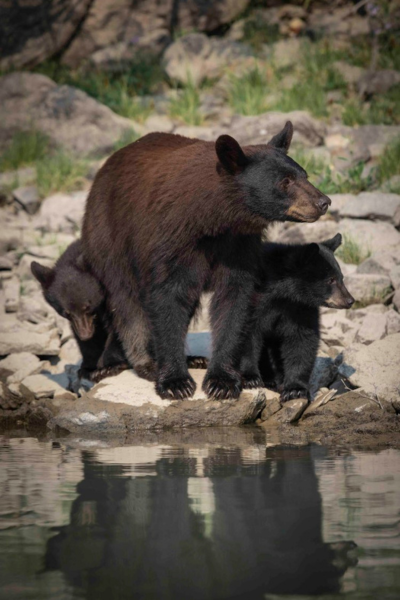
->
[156,374,196,400]
[203,371,242,400]
[280,387,310,403]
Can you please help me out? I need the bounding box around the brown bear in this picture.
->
[82,122,331,400]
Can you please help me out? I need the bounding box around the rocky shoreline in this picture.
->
[1,1,400,446]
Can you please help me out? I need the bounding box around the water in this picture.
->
[0,429,399,600]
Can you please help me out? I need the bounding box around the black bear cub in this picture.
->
[241,233,354,402]
[31,241,127,381]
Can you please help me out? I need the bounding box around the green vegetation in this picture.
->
[0,131,50,172]
[376,136,400,189]
[169,79,203,125]
[35,56,164,120]
[113,129,140,152]
[242,20,280,51]
[336,234,371,265]
[227,66,269,116]
[36,151,87,197]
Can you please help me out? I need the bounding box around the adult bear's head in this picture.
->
[215,121,331,223]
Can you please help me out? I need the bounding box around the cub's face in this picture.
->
[295,234,355,309]
[31,261,104,341]
[216,121,331,224]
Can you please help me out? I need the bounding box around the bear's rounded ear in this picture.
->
[31,261,55,289]
[267,121,293,154]
[215,135,248,175]
[321,233,342,252]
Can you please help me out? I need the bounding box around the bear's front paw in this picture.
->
[203,371,242,400]
[156,374,196,400]
[242,372,263,390]
[280,387,310,403]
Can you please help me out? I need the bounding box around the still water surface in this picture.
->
[0,429,399,600]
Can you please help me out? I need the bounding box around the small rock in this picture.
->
[59,338,81,364]
[302,388,337,418]
[260,391,281,421]
[277,398,308,423]
[356,312,387,344]
[344,273,392,305]
[358,69,400,97]
[332,61,365,86]
[357,252,397,277]
[13,185,40,215]
[0,315,60,355]
[3,277,20,312]
[342,334,400,407]
[386,309,400,335]
[20,373,69,399]
[37,190,88,233]
[0,256,13,270]
[163,33,252,86]
[0,352,41,375]
[272,38,301,69]
[339,192,400,222]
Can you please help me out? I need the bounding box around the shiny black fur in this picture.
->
[241,234,354,402]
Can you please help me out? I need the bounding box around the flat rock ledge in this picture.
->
[45,370,266,434]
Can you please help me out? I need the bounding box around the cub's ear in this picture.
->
[31,261,54,289]
[215,135,248,174]
[267,121,293,154]
[321,233,342,252]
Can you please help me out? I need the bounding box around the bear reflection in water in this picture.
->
[45,445,356,600]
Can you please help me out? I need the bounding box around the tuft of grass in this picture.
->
[36,152,87,198]
[113,129,139,152]
[376,136,400,187]
[352,286,393,309]
[242,20,280,51]
[169,80,203,125]
[227,66,269,116]
[342,85,400,126]
[336,234,371,265]
[0,131,50,172]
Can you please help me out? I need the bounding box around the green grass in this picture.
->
[113,129,140,152]
[35,56,164,119]
[336,234,371,265]
[169,80,203,125]
[376,136,400,188]
[36,152,87,198]
[242,20,280,51]
[342,85,400,126]
[227,66,269,116]
[0,131,50,172]
[352,286,393,309]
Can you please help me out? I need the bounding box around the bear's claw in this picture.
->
[156,375,196,400]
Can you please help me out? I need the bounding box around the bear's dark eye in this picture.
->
[65,310,70,318]
[327,277,336,285]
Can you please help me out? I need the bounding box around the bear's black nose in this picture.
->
[346,296,355,307]
[318,196,330,214]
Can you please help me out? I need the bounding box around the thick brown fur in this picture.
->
[82,126,330,399]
